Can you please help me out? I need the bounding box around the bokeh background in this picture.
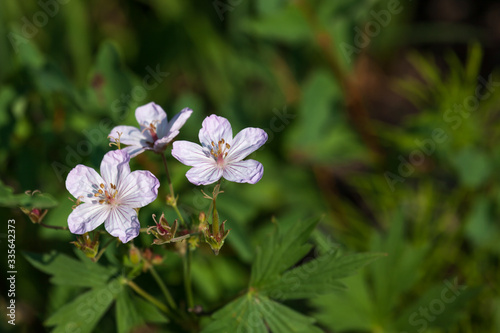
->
[1,0,500,332]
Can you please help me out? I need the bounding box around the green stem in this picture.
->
[149,266,177,310]
[127,280,171,315]
[93,238,115,262]
[39,222,68,230]
[183,247,194,310]
[161,153,186,226]
[172,205,186,226]
[211,179,223,237]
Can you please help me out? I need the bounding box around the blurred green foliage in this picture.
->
[1,0,500,332]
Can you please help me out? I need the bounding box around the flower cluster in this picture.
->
[66,102,267,248]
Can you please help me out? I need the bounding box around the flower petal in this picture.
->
[104,206,140,243]
[66,165,106,203]
[118,170,160,208]
[226,128,268,162]
[185,165,223,185]
[122,145,148,158]
[68,203,110,234]
[135,102,166,128]
[198,115,233,148]
[158,107,193,138]
[172,140,214,166]
[100,150,131,186]
[108,125,147,146]
[223,159,264,184]
[153,130,179,153]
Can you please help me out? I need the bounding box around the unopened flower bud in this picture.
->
[20,207,48,224]
[129,245,141,265]
[199,211,207,223]
[152,254,164,265]
[71,233,99,259]
[166,194,177,206]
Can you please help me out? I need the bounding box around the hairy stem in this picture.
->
[127,280,171,315]
[161,153,186,225]
[183,247,194,310]
[149,266,177,310]
[39,222,68,230]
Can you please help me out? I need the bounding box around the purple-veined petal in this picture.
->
[198,115,233,148]
[66,165,106,203]
[118,170,159,208]
[159,107,193,138]
[223,159,264,184]
[226,128,268,162]
[185,165,223,185]
[135,102,166,128]
[67,203,110,234]
[153,130,179,153]
[121,145,148,158]
[108,125,147,146]
[100,150,131,186]
[172,140,214,166]
[104,206,140,243]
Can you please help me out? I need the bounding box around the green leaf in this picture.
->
[312,274,375,331]
[24,251,116,288]
[116,289,144,333]
[0,180,58,208]
[451,148,492,188]
[260,252,384,300]
[395,281,480,332]
[465,197,498,249]
[88,41,136,115]
[46,279,123,333]
[250,217,320,286]
[134,296,169,324]
[240,5,312,44]
[286,70,367,164]
[202,293,323,333]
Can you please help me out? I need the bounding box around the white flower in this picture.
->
[172,115,268,185]
[109,102,192,157]
[65,150,159,243]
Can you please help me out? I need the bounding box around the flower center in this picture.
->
[141,120,159,142]
[91,183,119,205]
[210,139,231,166]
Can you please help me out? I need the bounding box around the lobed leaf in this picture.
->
[24,251,116,288]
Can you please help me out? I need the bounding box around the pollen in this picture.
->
[91,182,119,205]
[210,139,231,165]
